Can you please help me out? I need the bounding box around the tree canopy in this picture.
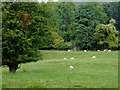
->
[93,19,119,49]
[2,2,57,73]
[72,2,108,50]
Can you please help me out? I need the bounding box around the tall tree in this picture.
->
[103,2,120,31]
[72,2,108,50]
[93,19,119,49]
[2,2,55,73]
[55,2,77,42]
[0,1,1,66]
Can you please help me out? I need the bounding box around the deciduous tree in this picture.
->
[93,19,119,49]
[2,2,56,73]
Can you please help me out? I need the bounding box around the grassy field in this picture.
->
[2,50,118,88]
[0,68,2,90]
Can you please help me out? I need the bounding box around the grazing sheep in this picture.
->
[97,50,100,51]
[64,58,67,60]
[92,56,96,59]
[84,50,87,52]
[68,50,71,52]
[104,49,107,52]
[70,57,74,60]
[69,66,73,70]
[108,50,111,52]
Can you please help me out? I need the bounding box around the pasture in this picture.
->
[2,50,118,88]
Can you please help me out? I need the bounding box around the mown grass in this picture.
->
[0,67,2,90]
[2,50,118,88]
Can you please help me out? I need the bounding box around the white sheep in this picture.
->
[68,50,71,52]
[104,49,107,52]
[64,58,67,60]
[84,50,87,52]
[108,50,111,52]
[70,57,74,60]
[69,66,74,70]
[92,56,96,59]
[97,50,100,51]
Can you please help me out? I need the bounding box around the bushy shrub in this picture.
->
[55,42,72,50]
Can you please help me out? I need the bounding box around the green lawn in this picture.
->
[2,50,118,88]
[0,68,2,90]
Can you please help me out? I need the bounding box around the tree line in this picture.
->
[53,2,120,50]
[2,2,120,73]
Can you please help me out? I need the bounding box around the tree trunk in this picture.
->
[8,64,18,74]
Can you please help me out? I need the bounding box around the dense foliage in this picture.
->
[103,2,120,32]
[72,2,108,50]
[55,2,77,42]
[54,2,119,50]
[0,32,1,66]
[93,19,119,49]
[2,2,58,73]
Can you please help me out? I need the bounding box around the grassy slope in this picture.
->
[2,50,118,88]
